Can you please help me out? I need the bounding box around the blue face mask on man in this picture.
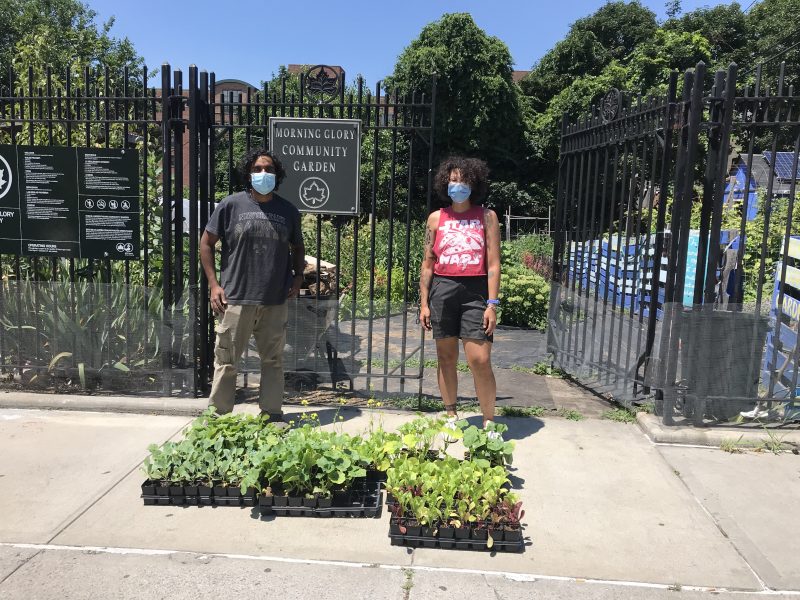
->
[448,182,471,203]
[251,172,276,195]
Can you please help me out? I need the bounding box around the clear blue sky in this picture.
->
[88,0,719,87]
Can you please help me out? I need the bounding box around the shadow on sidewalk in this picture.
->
[285,406,360,427]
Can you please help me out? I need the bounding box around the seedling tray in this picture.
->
[140,481,257,507]
[258,479,382,518]
[388,520,524,552]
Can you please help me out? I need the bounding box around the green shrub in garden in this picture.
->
[503,234,553,263]
[499,266,549,329]
[496,235,552,330]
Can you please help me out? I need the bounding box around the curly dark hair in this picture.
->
[433,156,489,206]
[239,148,287,192]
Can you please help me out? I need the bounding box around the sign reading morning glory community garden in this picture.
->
[0,144,140,259]
[269,117,361,215]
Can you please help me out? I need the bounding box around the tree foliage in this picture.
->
[570,1,658,62]
[747,0,800,83]
[385,13,529,182]
[626,29,711,94]
[665,2,748,67]
[0,0,142,78]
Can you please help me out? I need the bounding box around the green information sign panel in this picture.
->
[269,117,361,215]
[0,145,140,259]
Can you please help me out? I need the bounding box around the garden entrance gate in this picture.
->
[549,61,800,425]
[0,63,437,398]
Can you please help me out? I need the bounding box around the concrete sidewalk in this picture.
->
[0,405,798,598]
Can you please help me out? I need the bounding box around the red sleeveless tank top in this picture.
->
[433,205,487,276]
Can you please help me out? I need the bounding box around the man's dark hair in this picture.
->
[239,148,287,191]
[433,156,489,206]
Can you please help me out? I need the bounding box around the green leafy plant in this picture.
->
[498,405,546,418]
[602,408,637,423]
[462,423,514,466]
[558,408,584,421]
[498,265,550,329]
[397,414,461,458]
[141,442,175,482]
[720,435,747,454]
[530,361,567,377]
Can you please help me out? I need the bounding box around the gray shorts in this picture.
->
[428,276,493,342]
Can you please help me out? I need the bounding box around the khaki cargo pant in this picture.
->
[208,303,288,415]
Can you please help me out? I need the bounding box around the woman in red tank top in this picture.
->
[419,157,502,432]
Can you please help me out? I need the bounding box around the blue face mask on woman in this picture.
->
[448,182,471,203]
[251,172,276,195]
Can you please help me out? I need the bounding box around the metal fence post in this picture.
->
[160,63,173,396]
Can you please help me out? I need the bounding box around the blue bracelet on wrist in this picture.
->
[486,299,500,306]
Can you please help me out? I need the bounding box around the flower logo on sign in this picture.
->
[299,177,330,209]
[0,153,12,200]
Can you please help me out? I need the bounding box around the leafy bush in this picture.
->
[689,193,800,304]
[496,235,552,329]
[504,234,553,263]
[738,196,800,303]
[499,266,550,330]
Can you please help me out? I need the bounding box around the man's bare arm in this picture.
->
[201,230,227,313]
[290,241,306,277]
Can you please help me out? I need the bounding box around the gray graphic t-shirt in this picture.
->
[205,191,303,305]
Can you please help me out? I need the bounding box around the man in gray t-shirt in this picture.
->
[200,150,305,420]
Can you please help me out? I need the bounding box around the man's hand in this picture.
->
[287,275,303,299]
[420,305,432,331]
[483,306,497,336]
[210,284,228,314]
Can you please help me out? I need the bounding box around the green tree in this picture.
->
[626,29,712,94]
[571,1,658,62]
[747,0,800,82]
[521,2,657,113]
[665,2,748,67]
[385,13,529,181]
[520,30,611,113]
[1,0,142,79]
[665,0,682,19]
[486,180,552,219]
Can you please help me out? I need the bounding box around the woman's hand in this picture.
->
[420,305,432,331]
[483,306,497,336]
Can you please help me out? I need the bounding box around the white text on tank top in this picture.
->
[438,215,484,271]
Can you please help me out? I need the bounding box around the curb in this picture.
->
[0,391,207,417]
[636,412,800,448]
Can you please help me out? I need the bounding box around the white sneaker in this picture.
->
[484,421,503,441]
[740,407,772,420]
[442,416,459,443]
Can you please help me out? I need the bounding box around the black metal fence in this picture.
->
[0,63,437,398]
[550,61,800,425]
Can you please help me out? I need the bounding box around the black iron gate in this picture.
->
[0,63,437,398]
[550,61,800,425]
